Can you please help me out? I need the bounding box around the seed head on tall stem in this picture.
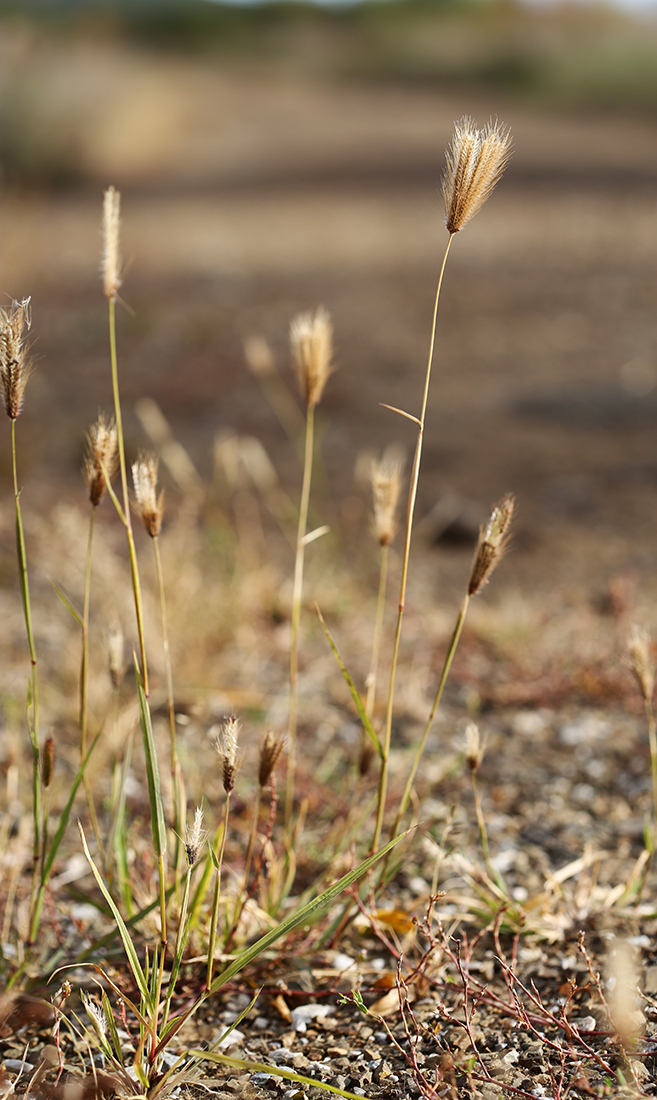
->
[372,119,512,855]
[102,186,122,302]
[0,298,32,422]
[286,307,333,829]
[132,454,164,539]
[84,413,118,507]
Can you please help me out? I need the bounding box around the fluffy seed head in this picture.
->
[108,622,125,690]
[627,625,654,703]
[371,455,403,547]
[0,298,32,420]
[41,735,55,788]
[102,186,122,300]
[216,716,240,793]
[468,494,515,596]
[82,992,108,1040]
[185,806,207,867]
[464,722,484,773]
[132,454,164,538]
[443,118,512,235]
[244,334,276,378]
[84,412,118,506]
[290,306,333,409]
[259,730,287,789]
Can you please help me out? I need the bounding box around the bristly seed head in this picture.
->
[132,453,164,538]
[81,992,108,1040]
[464,722,484,773]
[468,494,515,596]
[290,306,333,409]
[185,806,207,867]
[41,735,55,788]
[108,622,125,690]
[627,624,655,704]
[259,730,287,789]
[244,334,276,378]
[216,715,240,794]
[442,117,512,235]
[371,454,403,547]
[0,298,32,421]
[84,412,118,506]
[102,186,122,301]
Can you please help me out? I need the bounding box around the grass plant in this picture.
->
[3,113,656,1100]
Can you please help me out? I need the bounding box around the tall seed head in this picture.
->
[443,118,512,235]
[290,306,333,409]
[259,730,287,789]
[108,622,125,690]
[84,412,118,506]
[371,455,403,547]
[627,624,654,703]
[468,494,515,596]
[216,715,240,794]
[132,454,164,538]
[102,186,122,301]
[41,735,56,788]
[0,298,32,421]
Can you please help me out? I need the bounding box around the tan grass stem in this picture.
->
[286,403,315,829]
[206,794,230,994]
[153,536,184,854]
[366,544,389,720]
[371,233,453,853]
[107,291,149,695]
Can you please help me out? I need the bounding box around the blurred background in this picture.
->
[2,0,657,599]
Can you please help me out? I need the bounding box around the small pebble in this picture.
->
[3,1059,32,1073]
[290,1004,335,1033]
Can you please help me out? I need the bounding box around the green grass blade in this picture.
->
[209,829,408,994]
[42,729,101,883]
[77,822,153,1010]
[190,1052,371,1100]
[136,670,167,859]
[101,990,124,1067]
[315,604,383,759]
[51,580,84,628]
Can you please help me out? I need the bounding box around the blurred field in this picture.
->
[2,3,657,611]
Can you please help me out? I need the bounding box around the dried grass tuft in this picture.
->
[83,412,117,507]
[371,454,403,547]
[132,453,164,538]
[101,186,121,301]
[468,493,515,596]
[290,306,333,409]
[0,297,32,421]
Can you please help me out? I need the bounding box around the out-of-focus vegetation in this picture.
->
[1,0,657,189]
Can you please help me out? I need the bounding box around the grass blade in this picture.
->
[77,821,153,1010]
[315,604,383,759]
[136,669,167,859]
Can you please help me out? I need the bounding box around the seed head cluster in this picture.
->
[290,306,333,409]
[371,455,403,547]
[132,454,164,538]
[102,186,122,301]
[443,118,512,235]
[84,412,118,506]
[468,494,515,596]
[184,806,207,867]
[0,298,32,421]
[464,722,484,773]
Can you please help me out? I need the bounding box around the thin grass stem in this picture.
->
[366,544,389,720]
[153,536,183,863]
[108,298,149,695]
[206,794,230,993]
[471,770,491,868]
[372,233,453,853]
[646,698,657,836]
[286,404,315,830]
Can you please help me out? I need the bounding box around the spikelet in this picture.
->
[132,454,164,538]
[464,722,484,773]
[84,412,118,506]
[244,335,276,378]
[102,187,122,301]
[468,494,515,596]
[184,806,207,867]
[216,716,240,794]
[627,625,654,703]
[107,622,125,690]
[0,298,32,421]
[40,735,55,788]
[290,306,333,409]
[259,730,287,789]
[443,118,512,235]
[371,455,403,547]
